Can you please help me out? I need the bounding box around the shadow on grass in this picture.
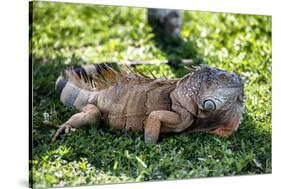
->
[152,34,197,66]
[147,12,200,69]
[31,111,271,188]
[144,12,204,78]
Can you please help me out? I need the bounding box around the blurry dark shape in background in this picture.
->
[147,8,183,37]
[147,8,198,68]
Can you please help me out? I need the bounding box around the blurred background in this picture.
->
[30,1,272,188]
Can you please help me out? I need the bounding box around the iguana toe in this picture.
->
[51,123,73,142]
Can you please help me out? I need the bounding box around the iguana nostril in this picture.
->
[203,100,216,111]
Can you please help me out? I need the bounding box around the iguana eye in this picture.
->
[219,73,227,80]
[203,100,216,111]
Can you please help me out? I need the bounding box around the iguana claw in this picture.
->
[51,123,74,142]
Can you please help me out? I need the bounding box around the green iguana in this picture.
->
[53,64,244,143]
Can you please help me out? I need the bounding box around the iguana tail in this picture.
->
[56,63,150,110]
[55,64,113,110]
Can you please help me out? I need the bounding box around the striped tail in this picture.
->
[55,64,112,110]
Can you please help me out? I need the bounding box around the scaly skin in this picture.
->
[53,64,244,143]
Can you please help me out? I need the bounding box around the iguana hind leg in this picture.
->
[144,110,181,144]
[52,104,101,142]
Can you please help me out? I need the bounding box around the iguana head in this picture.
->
[196,66,244,113]
[173,65,244,135]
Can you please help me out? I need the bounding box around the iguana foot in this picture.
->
[144,110,181,144]
[144,135,159,144]
[52,123,76,142]
[51,104,101,142]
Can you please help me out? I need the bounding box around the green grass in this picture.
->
[30,1,272,188]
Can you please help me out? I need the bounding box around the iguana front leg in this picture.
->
[145,110,190,143]
[208,113,241,137]
[52,104,101,142]
[209,127,234,137]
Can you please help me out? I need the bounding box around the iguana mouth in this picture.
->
[228,85,243,88]
[221,83,243,89]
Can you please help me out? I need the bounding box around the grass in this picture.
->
[30,1,272,188]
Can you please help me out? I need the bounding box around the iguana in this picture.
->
[53,64,244,143]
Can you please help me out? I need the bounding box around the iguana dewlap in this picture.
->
[53,64,244,143]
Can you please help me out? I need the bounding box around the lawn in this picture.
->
[30,1,272,188]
